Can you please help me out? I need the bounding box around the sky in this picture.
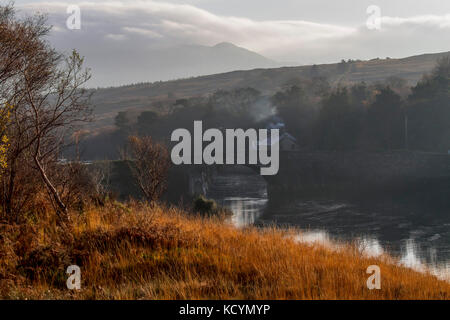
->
[13,0,450,86]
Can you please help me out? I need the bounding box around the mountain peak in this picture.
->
[213,42,238,49]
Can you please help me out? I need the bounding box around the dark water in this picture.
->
[207,166,450,281]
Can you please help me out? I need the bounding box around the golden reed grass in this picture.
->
[0,201,449,300]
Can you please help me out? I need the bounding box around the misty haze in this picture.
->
[2,0,450,304]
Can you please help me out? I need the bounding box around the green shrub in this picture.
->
[193,195,218,216]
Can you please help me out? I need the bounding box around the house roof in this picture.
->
[252,132,298,149]
[281,132,297,142]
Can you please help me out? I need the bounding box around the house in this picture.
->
[279,132,299,152]
[253,132,300,152]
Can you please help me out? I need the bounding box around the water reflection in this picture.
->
[357,236,384,257]
[207,167,450,281]
[220,197,268,227]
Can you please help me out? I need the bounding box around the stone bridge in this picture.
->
[98,151,450,201]
[246,151,450,196]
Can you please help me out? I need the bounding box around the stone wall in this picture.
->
[265,151,450,194]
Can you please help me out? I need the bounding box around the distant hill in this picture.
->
[88,42,278,87]
[87,50,450,133]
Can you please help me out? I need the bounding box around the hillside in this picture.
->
[87,50,450,132]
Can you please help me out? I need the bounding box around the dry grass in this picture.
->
[0,201,449,300]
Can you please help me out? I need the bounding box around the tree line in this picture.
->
[107,57,450,156]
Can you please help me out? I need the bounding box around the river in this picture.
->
[206,166,450,281]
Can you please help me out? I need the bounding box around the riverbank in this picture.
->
[0,202,449,299]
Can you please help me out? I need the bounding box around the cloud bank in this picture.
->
[17,1,450,86]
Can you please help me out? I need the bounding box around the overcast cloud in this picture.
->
[15,0,450,86]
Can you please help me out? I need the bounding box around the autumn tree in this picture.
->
[0,103,11,170]
[0,4,92,221]
[125,136,170,203]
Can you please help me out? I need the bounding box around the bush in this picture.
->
[193,195,218,216]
